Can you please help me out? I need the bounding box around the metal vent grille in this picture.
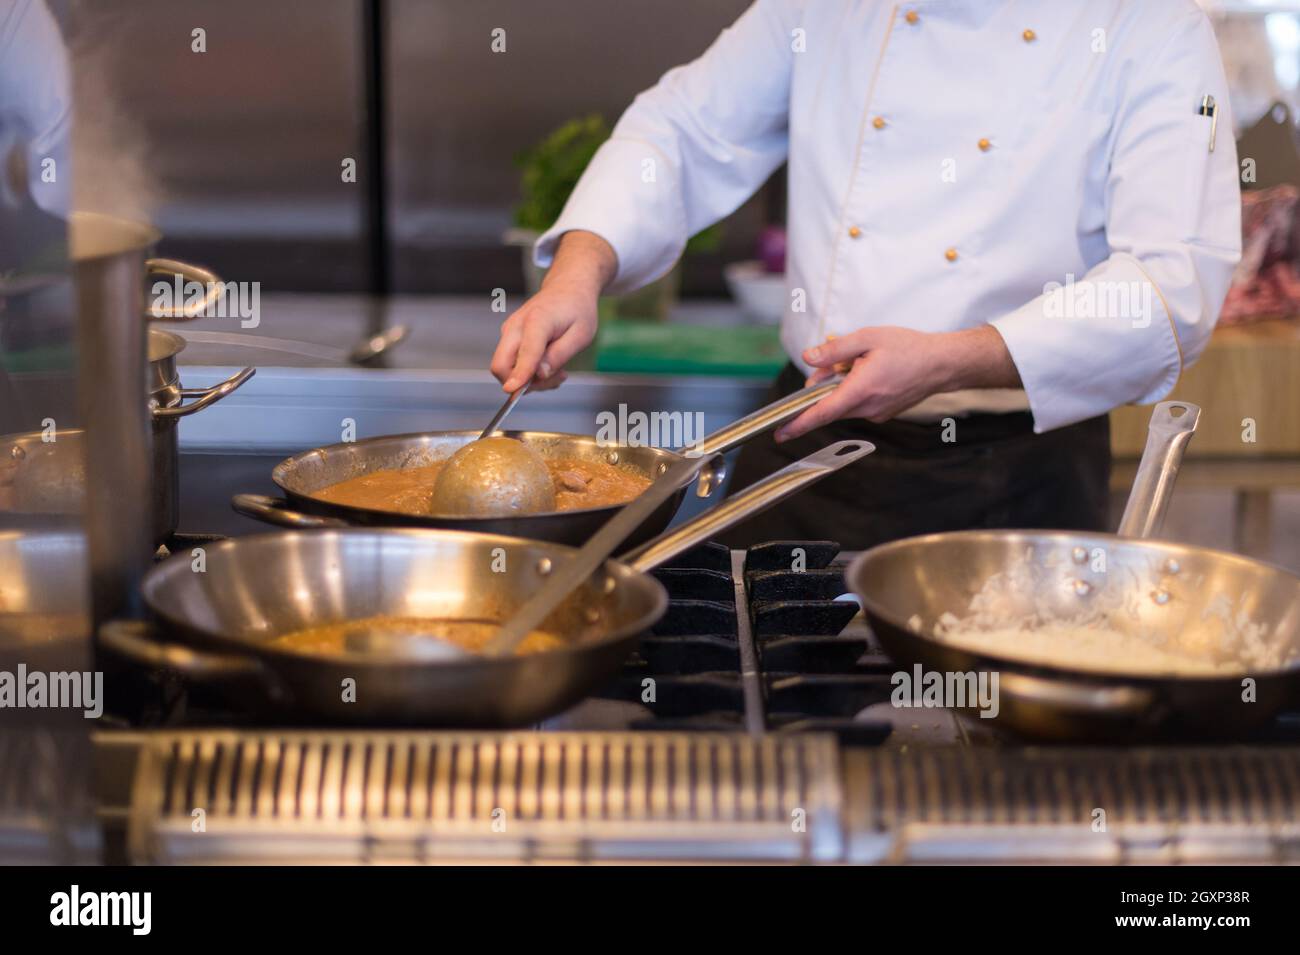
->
[843,747,1300,864]
[0,729,99,864]
[128,731,844,863]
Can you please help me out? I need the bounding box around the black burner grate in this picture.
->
[593,539,895,744]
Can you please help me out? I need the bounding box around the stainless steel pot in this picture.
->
[69,212,222,321]
[846,402,1300,741]
[145,329,254,542]
[0,328,253,544]
[99,440,872,726]
[231,375,847,548]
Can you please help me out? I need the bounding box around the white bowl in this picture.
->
[724,260,786,325]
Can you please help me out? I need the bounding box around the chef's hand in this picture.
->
[774,325,1021,442]
[491,230,617,392]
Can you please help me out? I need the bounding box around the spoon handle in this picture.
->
[483,451,718,657]
[479,383,530,440]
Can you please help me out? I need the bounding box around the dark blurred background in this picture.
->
[66,0,770,295]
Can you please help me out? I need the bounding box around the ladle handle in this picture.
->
[693,374,845,456]
[479,382,530,440]
[622,439,875,572]
[483,450,722,657]
[1116,400,1200,540]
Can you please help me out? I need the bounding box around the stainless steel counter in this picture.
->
[172,293,771,452]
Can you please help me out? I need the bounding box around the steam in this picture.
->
[65,0,165,223]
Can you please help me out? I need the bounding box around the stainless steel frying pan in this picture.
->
[231,376,844,547]
[846,402,1300,741]
[101,440,872,726]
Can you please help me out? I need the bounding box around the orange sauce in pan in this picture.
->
[268,616,564,657]
[313,455,650,516]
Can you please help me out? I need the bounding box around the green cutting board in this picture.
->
[595,320,786,377]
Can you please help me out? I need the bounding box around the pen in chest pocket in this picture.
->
[1198,95,1218,153]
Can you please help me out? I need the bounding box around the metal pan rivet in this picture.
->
[606,450,620,465]
[1163,558,1181,575]
[536,557,553,576]
[1071,547,1088,564]
[656,462,669,476]
[9,445,24,461]
[1071,579,1092,596]
[1151,589,1171,605]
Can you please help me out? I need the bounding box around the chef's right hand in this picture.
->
[490,230,616,393]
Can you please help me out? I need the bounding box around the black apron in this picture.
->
[718,363,1112,550]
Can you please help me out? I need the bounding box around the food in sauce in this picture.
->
[314,452,651,516]
[269,615,564,657]
[428,436,556,517]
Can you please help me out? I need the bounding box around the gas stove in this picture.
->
[87,535,1300,864]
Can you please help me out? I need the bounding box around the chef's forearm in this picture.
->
[936,325,1023,391]
[540,230,619,298]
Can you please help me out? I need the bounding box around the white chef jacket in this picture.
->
[535,0,1242,434]
[0,0,69,216]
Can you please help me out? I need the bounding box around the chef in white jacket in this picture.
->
[491,0,1241,547]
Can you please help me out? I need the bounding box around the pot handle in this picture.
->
[995,670,1157,717]
[151,367,256,420]
[100,619,289,704]
[100,619,264,680]
[1116,400,1200,540]
[145,258,224,321]
[693,374,845,457]
[621,439,874,572]
[231,493,349,529]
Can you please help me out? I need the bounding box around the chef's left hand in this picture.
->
[774,325,1018,442]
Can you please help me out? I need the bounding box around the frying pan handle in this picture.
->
[996,670,1157,717]
[621,439,874,572]
[99,619,267,681]
[1116,400,1201,540]
[693,374,845,456]
[231,493,349,529]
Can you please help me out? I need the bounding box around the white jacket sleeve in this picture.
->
[0,0,70,216]
[534,0,800,294]
[990,9,1242,433]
